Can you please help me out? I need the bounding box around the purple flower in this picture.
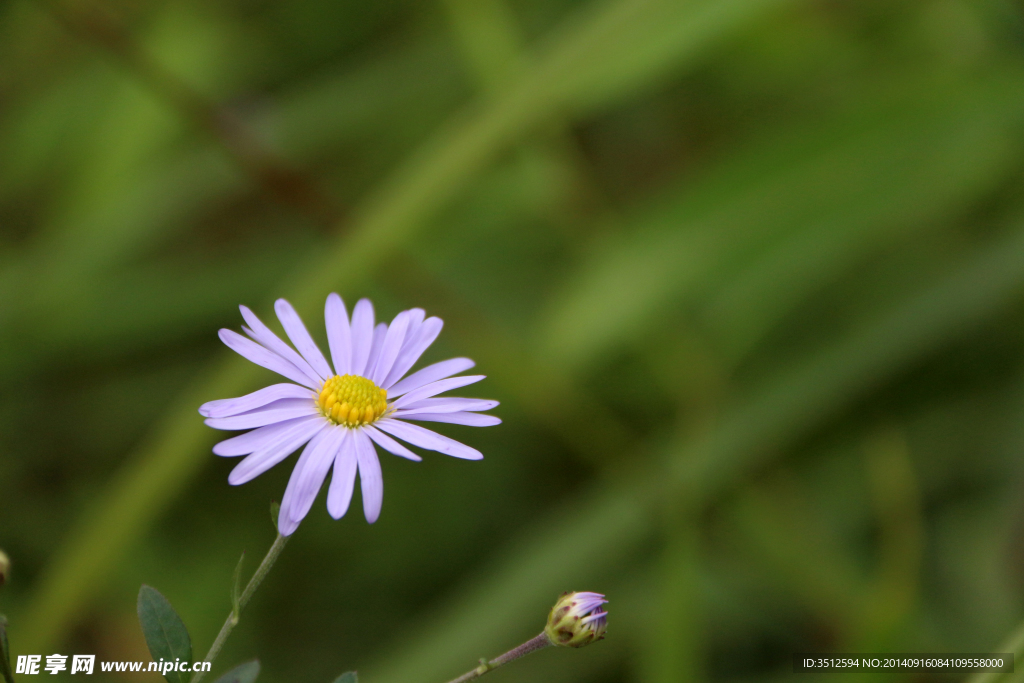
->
[545,592,609,647]
[201,295,499,535]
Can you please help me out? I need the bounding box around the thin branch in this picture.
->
[442,634,552,683]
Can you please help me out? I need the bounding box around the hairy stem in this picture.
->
[443,633,552,683]
[190,534,289,683]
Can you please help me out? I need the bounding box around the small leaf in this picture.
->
[331,673,358,683]
[269,502,280,528]
[214,660,260,683]
[231,552,246,625]
[137,585,192,683]
[0,616,14,683]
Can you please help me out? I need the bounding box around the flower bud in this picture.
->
[0,549,9,587]
[544,591,607,648]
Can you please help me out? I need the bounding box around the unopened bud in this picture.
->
[0,549,9,586]
[544,591,607,648]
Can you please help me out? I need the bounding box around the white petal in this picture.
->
[364,323,388,379]
[238,307,322,385]
[376,418,483,460]
[354,429,384,523]
[387,358,475,397]
[370,310,411,385]
[383,316,442,389]
[327,431,358,519]
[394,398,499,415]
[350,299,376,376]
[364,424,421,461]
[219,329,318,389]
[200,384,314,418]
[325,293,352,376]
[204,399,318,430]
[394,412,501,427]
[228,419,326,484]
[277,427,344,535]
[214,415,322,456]
[392,375,485,409]
[275,298,334,380]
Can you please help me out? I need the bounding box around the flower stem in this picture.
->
[443,633,552,683]
[190,533,289,683]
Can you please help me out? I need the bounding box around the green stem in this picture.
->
[190,534,289,683]
[443,633,552,683]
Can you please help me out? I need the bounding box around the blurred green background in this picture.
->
[3,0,1024,681]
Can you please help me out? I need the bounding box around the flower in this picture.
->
[544,591,608,647]
[200,295,499,535]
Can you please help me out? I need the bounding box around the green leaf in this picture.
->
[0,616,14,683]
[214,660,260,683]
[137,585,192,683]
[231,552,245,626]
[269,502,280,529]
[332,673,358,683]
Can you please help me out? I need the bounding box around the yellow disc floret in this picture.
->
[317,374,389,427]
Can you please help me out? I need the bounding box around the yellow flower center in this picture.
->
[317,375,389,427]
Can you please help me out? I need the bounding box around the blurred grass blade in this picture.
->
[845,429,923,648]
[18,0,798,654]
[538,71,1024,370]
[966,622,1024,683]
[441,0,527,95]
[728,485,864,629]
[213,660,260,683]
[138,585,193,683]
[362,222,1024,683]
[647,503,703,683]
[678,223,1024,497]
[265,37,465,160]
[0,236,311,382]
[5,5,243,290]
[288,0,798,311]
[532,0,793,115]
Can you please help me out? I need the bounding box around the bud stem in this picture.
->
[443,633,553,683]
[190,533,289,683]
